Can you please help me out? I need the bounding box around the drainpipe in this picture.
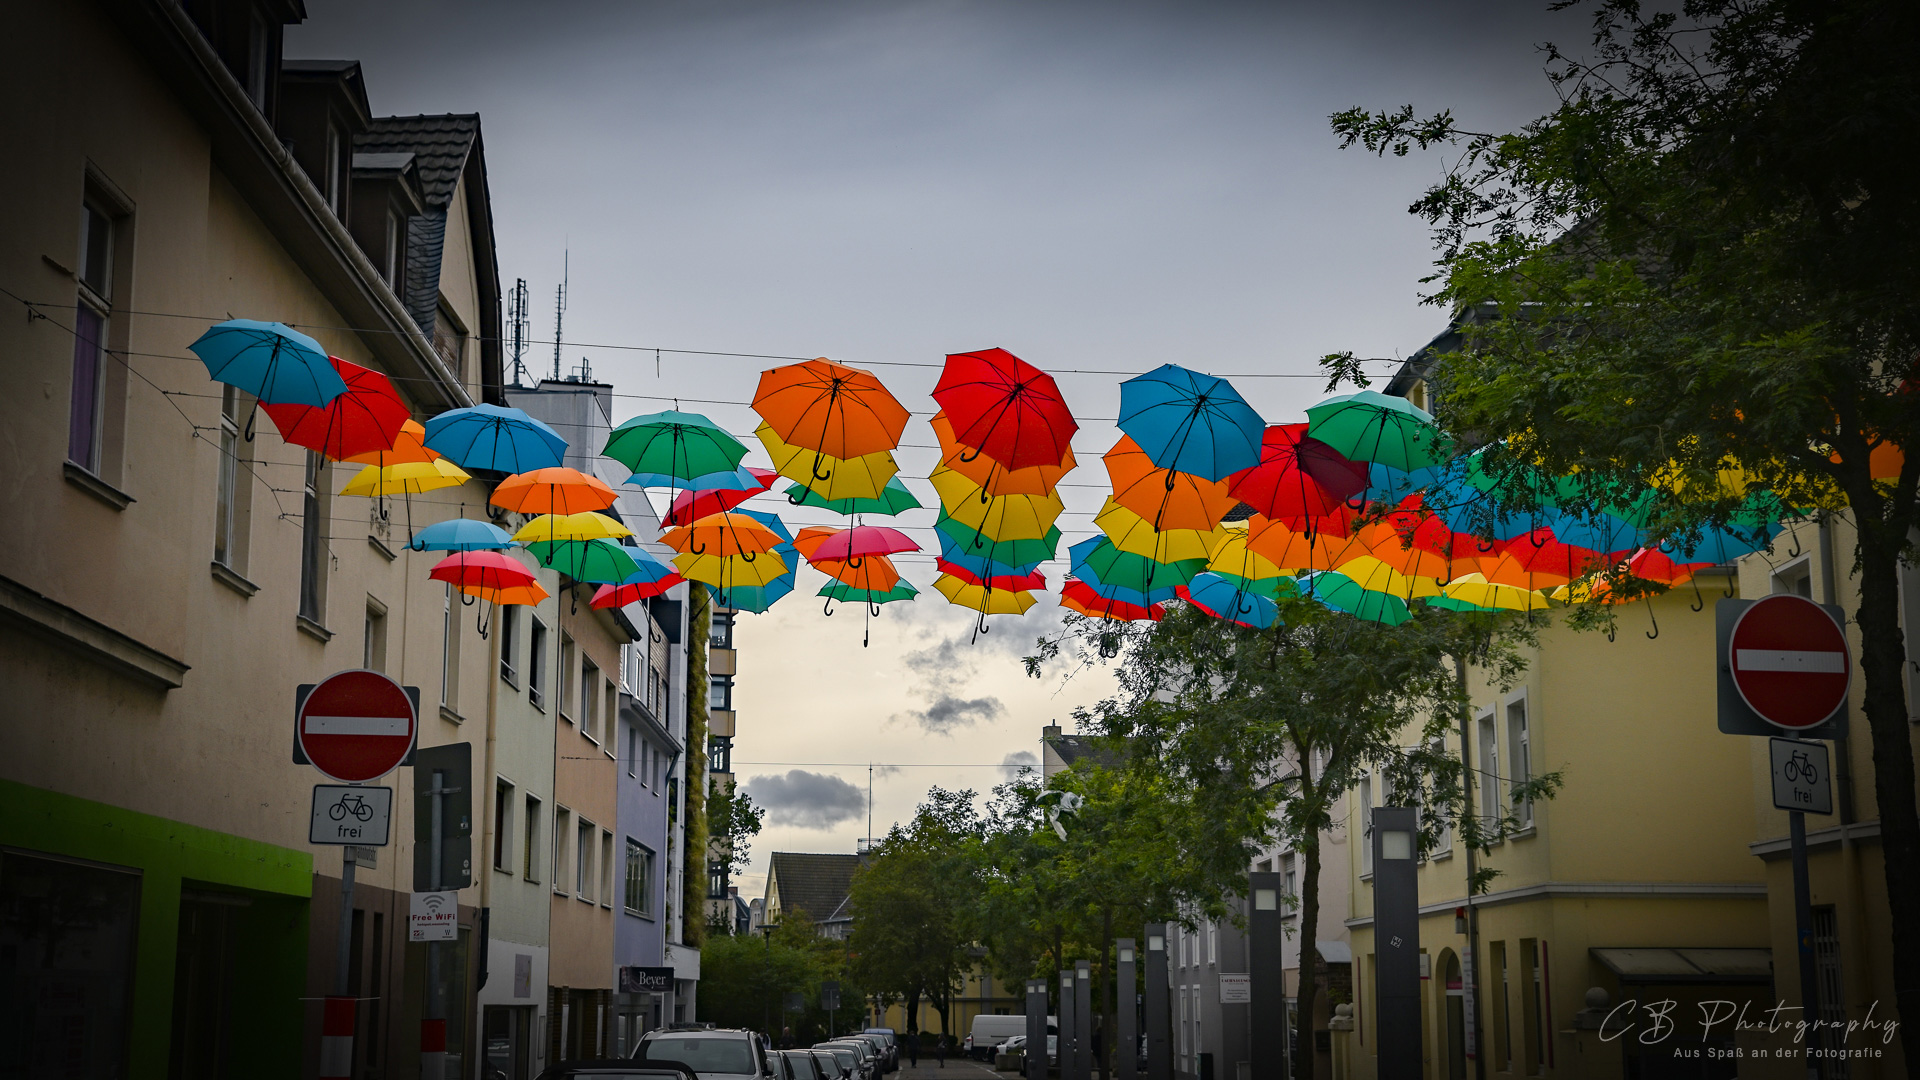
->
[1816,523,1857,825]
[1454,655,1486,1080]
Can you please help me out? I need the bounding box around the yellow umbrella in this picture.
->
[756,422,898,502]
[1207,522,1288,582]
[339,457,470,497]
[1329,554,1444,599]
[1441,573,1552,612]
[1093,498,1220,562]
[932,574,1036,615]
[673,549,791,589]
[929,466,1065,541]
[510,511,633,545]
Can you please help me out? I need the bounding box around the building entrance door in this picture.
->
[485,1004,532,1079]
[1443,954,1466,1080]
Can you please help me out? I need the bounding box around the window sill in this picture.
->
[64,462,133,511]
[577,893,594,905]
[367,535,397,562]
[210,561,259,598]
[1359,871,1373,883]
[601,899,613,910]
[1508,825,1536,841]
[296,614,333,643]
[440,704,464,725]
[559,711,574,726]
[500,669,519,689]
[1431,848,1454,861]
[494,865,514,876]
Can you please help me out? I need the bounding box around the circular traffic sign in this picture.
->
[298,669,417,782]
[1729,594,1851,730]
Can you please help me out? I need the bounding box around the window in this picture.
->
[523,795,542,883]
[70,201,114,472]
[213,386,249,569]
[1280,853,1296,906]
[1358,775,1374,874]
[708,862,726,900]
[494,779,514,871]
[499,605,518,685]
[324,121,344,216]
[601,830,615,909]
[577,818,595,900]
[1475,707,1499,830]
[299,452,328,623]
[1773,556,1814,598]
[384,208,404,290]
[710,611,734,649]
[245,10,270,109]
[709,735,732,774]
[709,674,732,711]
[606,682,618,746]
[1430,738,1452,854]
[1206,918,1216,965]
[441,583,461,710]
[559,634,576,720]
[1491,940,1510,1071]
[553,808,570,892]
[626,840,654,916]
[627,724,639,779]
[581,658,600,739]
[364,599,387,672]
[529,619,548,710]
[1520,938,1544,1074]
[1507,697,1532,827]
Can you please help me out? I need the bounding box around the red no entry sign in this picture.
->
[297,670,418,783]
[1728,594,1851,730]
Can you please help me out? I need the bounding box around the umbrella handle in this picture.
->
[1690,576,1705,612]
[243,403,259,443]
[823,596,836,617]
[811,453,833,482]
[570,586,579,616]
[461,589,477,607]
[958,444,984,464]
[1786,530,1802,559]
[869,602,882,617]
[691,538,707,556]
[786,489,806,507]
[980,486,991,505]
[1645,601,1660,640]
[741,550,757,563]
[846,555,863,569]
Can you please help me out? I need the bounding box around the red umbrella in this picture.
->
[937,561,1046,592]
[592,577,685,608]
[1061,577,1164,622]
[931,347,1078,471]
[667,468,776,524]
[793,525,919,561]
[1500,528,1609,583]
[429,550,538,592]
[1226,424,1369,520]
[1625,547,1713,585]
[262,356,411,460]
[1383,494,1463,558]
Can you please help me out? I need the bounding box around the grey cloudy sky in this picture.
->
[290,0,1575,897]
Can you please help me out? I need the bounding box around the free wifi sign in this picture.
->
[409,890,458,942]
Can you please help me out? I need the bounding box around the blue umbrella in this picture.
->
[938,533,1045,581]
[615,544,681,586]
[188,319,346,407]
[1117,364,1266,481]
[1363,463,1446,506]
[733,509,795,546]
[1183,571,1280,629]
[1660,522,1780,564]
[1066,536,1186,603]
[628,465,765,492]
[408,518,514,552]
[425,404,568,473]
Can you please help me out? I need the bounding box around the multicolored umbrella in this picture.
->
[592,575,685,608]
[1226,424,1369,521]
[461,581,550,607]
[1117,364,1265,481]
[931,347,1079,471]
[1092,498,1220,563]
[1244,517,1345,573]
[628,464,766,491]
[819,580,919,605]
[793,525,919,562]
[932,513,1061,565]
[1304,390,1446,473]
[492,467,618,516]
[188,319,346,408]
[429,550,538,592]
[758,423,899,502]
[344,418,438,467]
[408,518,514,552]
[425,403,568,473]
[810,555,904,593]
[935,533,1045,582]
[752,358,911,460]
[933,574,1036,615]
[261,356,410,459]
[930,411,1076,497]
[929,466,1065,542]
[1103,436,1238,532]
[1068,535,1206,594]
[674,548,791,590]
[604,410,749,488]
[1300,570,1413,626]
[937,563,1046,593]
[339,457,470,497]
[1061,577,1164,622]
[716,547,799,613]
[782,476,922,517]
[1435,573,1552,613]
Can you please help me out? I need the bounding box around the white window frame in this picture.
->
[1504,688,1533,829]
[1475,705,1499,833]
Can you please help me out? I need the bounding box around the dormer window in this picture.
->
[324,121,343,216]
[385,208,403,291]
[245,11,270,109]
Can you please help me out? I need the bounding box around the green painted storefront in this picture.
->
[0,778,312,1077]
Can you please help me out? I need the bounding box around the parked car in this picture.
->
[966,1015,1035,1062]
[537,1064,695,1080]
[634,1028,770,1080]
[846,1033,895,1072]
[810,1049,854,1080]
[819,1039,878,1080]
[814,1044,867,1080]
[784,1050,831,1080]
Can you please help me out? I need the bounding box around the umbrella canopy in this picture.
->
[461,581,550,606]
[793,525,919,561]
[932,514,1061,565]
[1300,570,1413,626]
[782,476,923,517]
[667,468,778,525]
[1438,573,1552,612]
[339,457,470,497]
[1117,364,1265,481]
[408,518,514,552]
[1060,577,1165,622]
[929,411,1076,497]
[819,580,920,605]
[188,319,345,407]
[938,562,1046,593]
[732,508,796,546]
[752,358,911,460]
[1355,521,1461,584]
[1501,528,1608,583]
[261,356,410,459]
[935,533,1045,581]
[758,423,899,502]
[661,512,785,558]
[1244,517,1346,573]
[425,403,568,473]
[511,511,633,546]
[1069,535,1206,594]
[628,465,765,491]
[1625,547,1714,586]
[1181,573,1280,629]
[1659,522,1780,564]
[604,410,749,484]
[674,548,791,590]
[1226,423,1370,521]
[1304,390,1446,473]
[929,466,1065,542]
[933,574,1037,615]
[1064,570,1178,609]
[1361,462,1446,506]
[523,539,643,583]
[492,467,618,516]
[1103,436,1238,532]
[717,571,798,614]
[592,574,686,608]
[931,347,1078,471]
[1330,554,1443,599]
[1093,498,1220,563]
[345,418,438,467]
[429,550,538,592]
[810,555,904,593]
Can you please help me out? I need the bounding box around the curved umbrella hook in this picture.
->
[1478,536,1495,553]
[1787,530,1802,559]
[1690,575,1706,612]
[569,586,579,616]
[690,538,707,556]
[846,555,863,569]
[869,602,882,617]
[811,453,833,483]
[958,444,984,464]
[980,486,992,505]
[1605,617,1617,643]
[823,596,836,617]
[786,489,806,507]
[741,550,757,563]
[1645,600,1660,640]
[460,588,478,607]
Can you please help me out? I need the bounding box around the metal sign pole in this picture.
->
[1246,874,1282,1080]
[1026,979,1049,1080]
[1789,811,1822,1079]
[1075,960,1093,1080]
[336,847,357,996]
[1116,941,1138,1080]
[1143,926,1170,1080]
[1373,808,1421,1080]
[424,768,446,1079]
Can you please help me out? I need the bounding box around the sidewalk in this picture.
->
[895,1058,1006,1080]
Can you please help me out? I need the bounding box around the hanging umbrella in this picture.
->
[1060,578,1165,622]
[1093,498,1221,563]
[345,418,438,467]
[1116,364,1265,481]
[1304,390,1447,473]
[592,574,686,608]
[1626,547,1713,587]
[674,548,791,590]
[1355,521,1460,585]
[523,539,643,583]
[666,468,778,525]
[1063,570,1178,609]
[933,574,1036,615]
[339,457,470,497]
[935,533,1045,582]
[1244,517,1347,573]
[929,411,1076,497]
[758,423,899,502]
[716,545,800,613]
[492,467,618,516]
[409,518,515,552]
[604,409,748,483]
[1180,572,1281,629]
[188,319,346,408]
[511,511,633,546]
[1329,554,1444,600]
[1299,570,1413,626]
[424,403,568,473]
[932,514,1061,566]
[461,581,550,607]
[810,555,904,593]
[429,550,539,592]
[1361,462,1446,506]
[929,466,1065,542]
[819,580,920,605]
[793,525,919,562]
[732,509,796,546]
[782,476,922,517]
[1658,521,1781,564]
[261,356,411,459]
[1226,424,1370,521]
[628,464,766,492]
[661,512,785,558]
[1436,573,1552,612]
[938,562,1046,593]
[752,358,911,460]
[1501,528,1608,584]
[1103,436,1238,532]
[1069,535,1206,594]
[931,347,1078,471]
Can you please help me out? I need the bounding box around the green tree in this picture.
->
[705,782,767,937]
[1330,0,1920,1052]
[700,921,826,1036]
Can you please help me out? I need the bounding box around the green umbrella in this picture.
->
[784,476,923,517]
[1300,570,1413,626]
[603,410,748,482]
[1206,569,1300,601]
[523,539,642,584]
[819,580,919,604]
[1071,536,1207,593]
[1305,390,1448,473]
[1425,595,1503,614]
[932,513,1061,566]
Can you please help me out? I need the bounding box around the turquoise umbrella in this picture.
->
[425,404,568,473]
[1117,364,1266,481]
[408,518,514,552]
[188,318,346,408]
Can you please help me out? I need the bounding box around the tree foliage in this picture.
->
[710,782,766,879]
[700,917,871,1043]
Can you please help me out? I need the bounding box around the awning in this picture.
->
[1591,947,1771,984]
[1314,941,1353,964]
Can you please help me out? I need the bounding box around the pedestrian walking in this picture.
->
[908,1035,919,1067]
[936,1035,947,1068]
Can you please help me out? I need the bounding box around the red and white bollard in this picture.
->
[421,1018,448,1078]
[318,996,355,1080]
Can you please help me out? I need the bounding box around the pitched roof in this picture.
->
[355,115,488,336]
[767,852,860,925]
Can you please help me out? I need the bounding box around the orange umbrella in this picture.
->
[930,411,1076,497]
[810,554,904,593]
[1355,521,1459,583]
[1104,435,1237,531]
[1244,516,1347,573]
[491,467,618,515]
[344,418,437,467]
[752,358,911,460]
[660,512,784,558]
[459,581,550,606]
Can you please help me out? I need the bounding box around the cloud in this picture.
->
[908,694,1006,734]
[1000,750,1039,781]
[891,633,1021,733]
[743,770,866,830]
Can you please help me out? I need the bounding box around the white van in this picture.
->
[966,1014,1053,1061]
